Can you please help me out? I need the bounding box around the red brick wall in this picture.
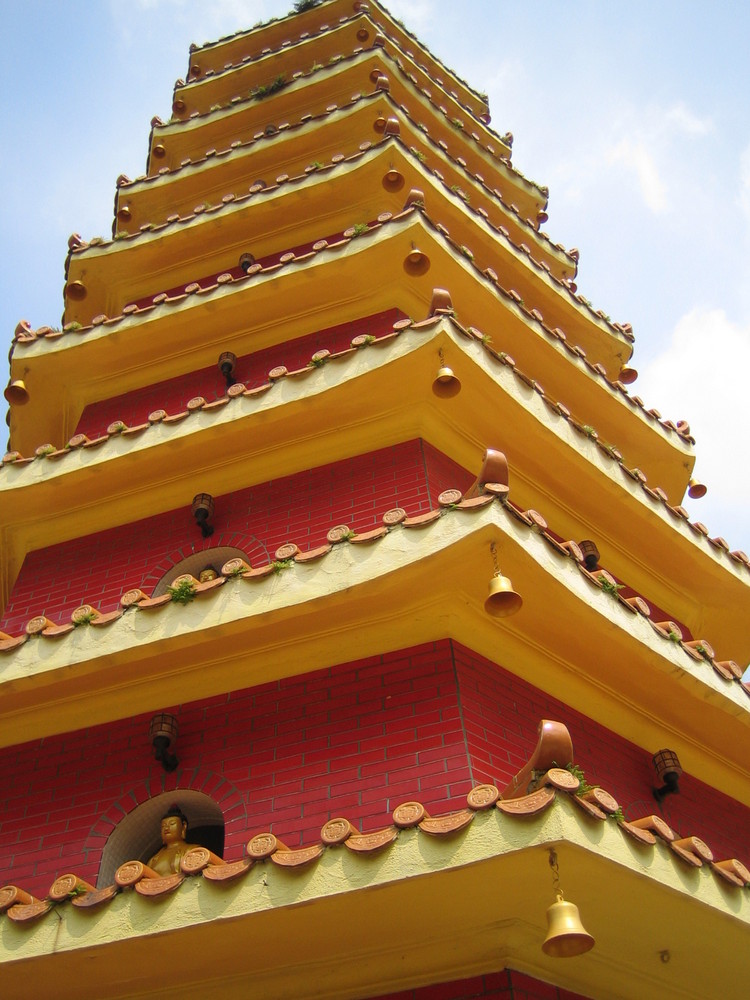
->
[0,440,471,635]
[75,308,405,440]
[370,969,589,999]
[0,641,472,894]
[453,645,745,862]
[0,640,747,899]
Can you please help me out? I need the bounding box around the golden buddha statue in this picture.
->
[147,806,201,876]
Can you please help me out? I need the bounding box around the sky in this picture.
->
[2,0,750,555]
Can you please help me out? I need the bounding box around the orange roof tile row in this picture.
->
[5,311,743,573]
[1,770,748,924]
[119,92,568,269]
[1,480,747,702]
[164,43,524,195]
[22,205,647,439]
[186,1,487,121]
[179,7,489,136]
[93,121,591,335]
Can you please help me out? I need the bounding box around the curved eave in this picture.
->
[2,321,745,658]
[150,49,526,214]
[15,214,687,494]
[186,0,487,122]
[73,142,618,365]
[1,801,747,1000]
[120,95,570,280]
[174,14,386,118]
[1,500,748,801]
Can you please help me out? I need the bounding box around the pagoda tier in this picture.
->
[121,94,569,278]
[22,178,657,472]
[185,0,488,122]
[2,307,746,660]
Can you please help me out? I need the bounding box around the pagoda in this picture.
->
[1,2,749,998]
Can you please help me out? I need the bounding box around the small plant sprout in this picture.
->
[352,222,369,236]
[565,762,594,795]
[168,578,197,604]
[597,575,624,597]
[253,75,286,99]
[72,609,98,627]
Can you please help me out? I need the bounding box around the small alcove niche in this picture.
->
[152,545,250,597]
[97,790,225,887]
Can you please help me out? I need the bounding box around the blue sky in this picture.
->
[3,0,750,555]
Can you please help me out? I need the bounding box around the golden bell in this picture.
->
[484,575,522,617]
[432,365,461,398]
[4,380,29,406]
[542,894,595,958]
[687,478,707,499]
[383,167,405,192]
[404,246,430,276]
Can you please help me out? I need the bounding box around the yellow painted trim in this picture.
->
[2,322,744,664]
[1,503,748,802]
[119,95,568,278]
[91,142,608,367]
[186,0,488,130]
[150,49,521,212]
[0,798,746,1000]
[13,214,676,496]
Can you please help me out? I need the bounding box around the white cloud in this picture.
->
[109,0,276,48]
[386,1,438,32]
[639,307,750,544]
[663,102,712,136]
[608,137,668,213]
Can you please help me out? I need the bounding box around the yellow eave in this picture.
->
[70,143,619,368]
[119,94,570,281]
[2,322,744,661]
[148,50,530,215]
[1,801,747,1000]
[187,0,487,122]
[15,216,668,480]
[1,500,748,803]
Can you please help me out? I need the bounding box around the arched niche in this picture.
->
[97,790,225,887]
[151,545,249,597]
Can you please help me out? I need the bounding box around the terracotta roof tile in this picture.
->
[3,718,748,928]
[3,299,740,572]
[2,408,744,679]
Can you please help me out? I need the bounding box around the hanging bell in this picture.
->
[404,246,430,276]
[687,478,707,499]
[542,893,595,957]
[383,166,405,192]
[484,574,522,617]
[4,380,29,406]
[432,363,461,398]
[618,365,638,385]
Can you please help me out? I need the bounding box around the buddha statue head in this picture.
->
[159,804,189,846]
